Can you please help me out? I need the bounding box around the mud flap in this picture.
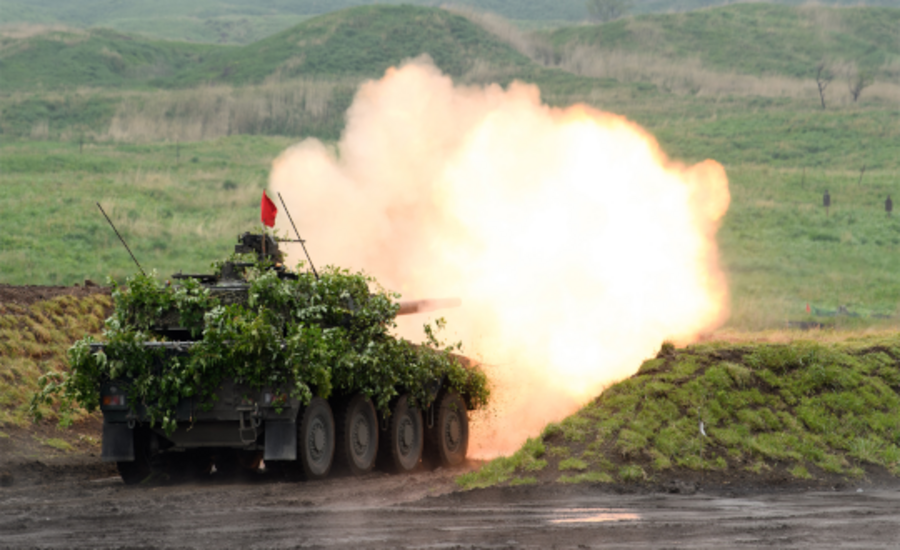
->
[101,422,134,462]
[264,420,296,461]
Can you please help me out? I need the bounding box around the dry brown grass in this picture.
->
[708,325,900,345]
[446,4,900,102]
[105,78,354,142]
[442,4,557,65]
[0,24,83,41]
[0,294,111,427]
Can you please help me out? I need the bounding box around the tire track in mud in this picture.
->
[1,461,899,549]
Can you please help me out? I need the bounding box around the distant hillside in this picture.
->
[633,0,900,15]
[0,6,540,91]
[171,5,536,86]
[0,0,590,45]
[544,4,900,81]
[4,1,900,45]
[0,28,216,92]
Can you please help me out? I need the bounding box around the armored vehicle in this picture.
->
[91,233,480,484]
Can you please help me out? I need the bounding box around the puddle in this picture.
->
[549,508,640,524]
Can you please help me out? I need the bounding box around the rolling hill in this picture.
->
[4,0,899,46]
[0,6,540,92]
[544,4,900,80]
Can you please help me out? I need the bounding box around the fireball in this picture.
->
[271,59,730,457]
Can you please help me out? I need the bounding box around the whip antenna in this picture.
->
[277,192,319,280]
[96,202,146,276]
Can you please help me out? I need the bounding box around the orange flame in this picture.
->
[270,59,730,458]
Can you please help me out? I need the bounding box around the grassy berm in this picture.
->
[460,336,900,490]
[0,288,111,462]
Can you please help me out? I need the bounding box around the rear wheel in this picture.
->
[425,392,469,468]
[381,395,423,473]
[298,397,335,480]
[335,394,379,475]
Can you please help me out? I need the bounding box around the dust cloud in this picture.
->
[270,58,730,458]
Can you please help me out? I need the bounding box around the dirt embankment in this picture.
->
[1,284,113,469]
[0,283,110,306]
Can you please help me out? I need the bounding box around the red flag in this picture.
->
[261,191,277,227]
[806,303,811,314]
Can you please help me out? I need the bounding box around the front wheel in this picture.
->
[425,392,469,468]
[298,397,335,480]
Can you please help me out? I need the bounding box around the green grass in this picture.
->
[461,337,900,488]
[545,4,900,80]
[456,437,547,489]
[0,136,295,286]
[38,436,75,452]
[719,165,900,328]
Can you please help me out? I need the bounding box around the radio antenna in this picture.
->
[96,202,146,276]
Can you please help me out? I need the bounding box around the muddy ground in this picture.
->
[1,450,899,549]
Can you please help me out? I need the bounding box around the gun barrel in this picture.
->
[397,298,462,316]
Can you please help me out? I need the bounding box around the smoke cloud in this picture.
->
[270,58,730,457]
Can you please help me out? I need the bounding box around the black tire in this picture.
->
[335,394,379,476]
[425,392,469,468]
[116,427,152,485]
[381,395,423,473]
[298,396,335,480]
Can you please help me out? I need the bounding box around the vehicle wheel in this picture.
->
[425,392,469,468]
[381,394,423,473]
[116,427,152,485]
[335,394,379,476]
[298,396,335,480]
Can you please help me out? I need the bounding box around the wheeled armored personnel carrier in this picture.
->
[86,233,483,484]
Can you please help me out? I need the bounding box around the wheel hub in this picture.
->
[446,414,460,449]
[310,419,326,459]
[399,417,413,454]
[352,417,370,455]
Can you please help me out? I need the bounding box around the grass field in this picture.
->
[0,136,295,286]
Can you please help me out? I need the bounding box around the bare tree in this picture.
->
[586,0,633,23]
[815,62,833,109]
[846,66,873,102]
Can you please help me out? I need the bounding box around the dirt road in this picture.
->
[1,458,899,549]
